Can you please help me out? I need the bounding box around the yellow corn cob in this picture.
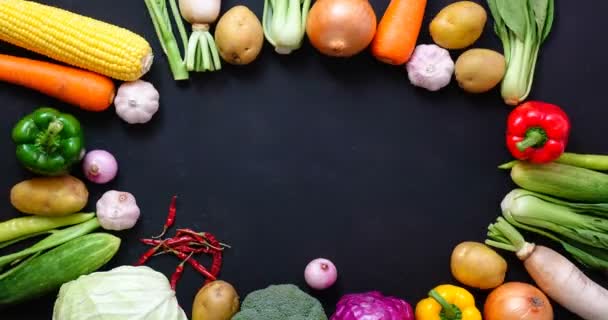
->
[0,0,153,81]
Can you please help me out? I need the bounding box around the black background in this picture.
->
[1,0,606,319]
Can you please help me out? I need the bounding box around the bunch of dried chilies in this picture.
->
[135,196,229,289]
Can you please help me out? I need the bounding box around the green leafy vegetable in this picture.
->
[487,189,608,269]
[263,0,312,54]
[531,0,548,34]
[487,0,554,105]
[542,0,554,41]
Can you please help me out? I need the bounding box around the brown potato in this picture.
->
[430,1,487,49]
[214,5,264,65]
[455,49,506,93]
[10,175,88,216]
[193,280,240,320]
[451,241,507,289]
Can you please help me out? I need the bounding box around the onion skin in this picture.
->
[306,0,377,57]
[83,150,118,184]
[484,282,553,320]
[304,258,338,290]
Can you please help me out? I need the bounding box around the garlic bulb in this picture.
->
[114,80,160,124]
[96,190,141,231]
[406,44,454,91]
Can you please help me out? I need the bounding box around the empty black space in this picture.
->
[1,0,606,319]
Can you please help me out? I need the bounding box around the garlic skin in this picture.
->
[96,190,141,231]
[114,80,160,124]
[406,44,454,91]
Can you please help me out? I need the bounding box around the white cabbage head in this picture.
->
[53,265,188,320]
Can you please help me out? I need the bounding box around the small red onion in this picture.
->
[305,258,338,290]
[83,150,118,184]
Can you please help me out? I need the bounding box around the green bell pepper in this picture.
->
[12,107,84,176]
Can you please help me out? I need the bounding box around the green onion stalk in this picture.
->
[486,0,554,106]
[263,0,311,54]
[487,189,608,269]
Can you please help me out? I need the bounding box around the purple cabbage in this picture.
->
[330,291,414,320]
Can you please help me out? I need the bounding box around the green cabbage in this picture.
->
[52,265,187,320]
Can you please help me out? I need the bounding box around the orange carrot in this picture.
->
[371,0,427,65]
[0,54,115,112]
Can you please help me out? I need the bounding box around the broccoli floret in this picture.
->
[231,284,327,320]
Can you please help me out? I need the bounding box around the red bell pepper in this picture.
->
[506,101,571,164]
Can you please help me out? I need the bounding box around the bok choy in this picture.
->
[487,189,608,270]
[263,0,312,54]
[487,0,554,105]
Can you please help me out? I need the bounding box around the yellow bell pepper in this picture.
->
[415,284,482,320]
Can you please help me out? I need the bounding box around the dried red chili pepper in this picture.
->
[210,251,222,277]
[153,195,177,238]
[177,229,226,251]
[170,252,193,290]
[141,235,195,247]
[176,228,205,243]
[167,248,217,281]
[135,241,165,266]
[203,251,224,285]
[203,232,224,283]
[173,245,213,254]
[142,237,217,256]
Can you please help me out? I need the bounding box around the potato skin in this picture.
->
[430,1,487,49]
[451,241,507,289]
[214,5,263,65]
[193,280,240,320]
[10,175,88,216]
[455,49,506,93]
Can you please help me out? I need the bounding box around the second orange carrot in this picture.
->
[371,0,427,66]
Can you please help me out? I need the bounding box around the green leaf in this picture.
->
[542,0,555,42]
[530,0,549,34]
[487,0,505,34]
[488,0,511,62]
[496,0,528,40]
[562,240,608,269]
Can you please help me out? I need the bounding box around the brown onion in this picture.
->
[306,0,377,57]
[484,282,553,320]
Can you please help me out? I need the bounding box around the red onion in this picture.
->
[83,150,118,184]
[304,258,338,290]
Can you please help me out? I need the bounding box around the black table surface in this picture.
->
[1,0,606,319]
